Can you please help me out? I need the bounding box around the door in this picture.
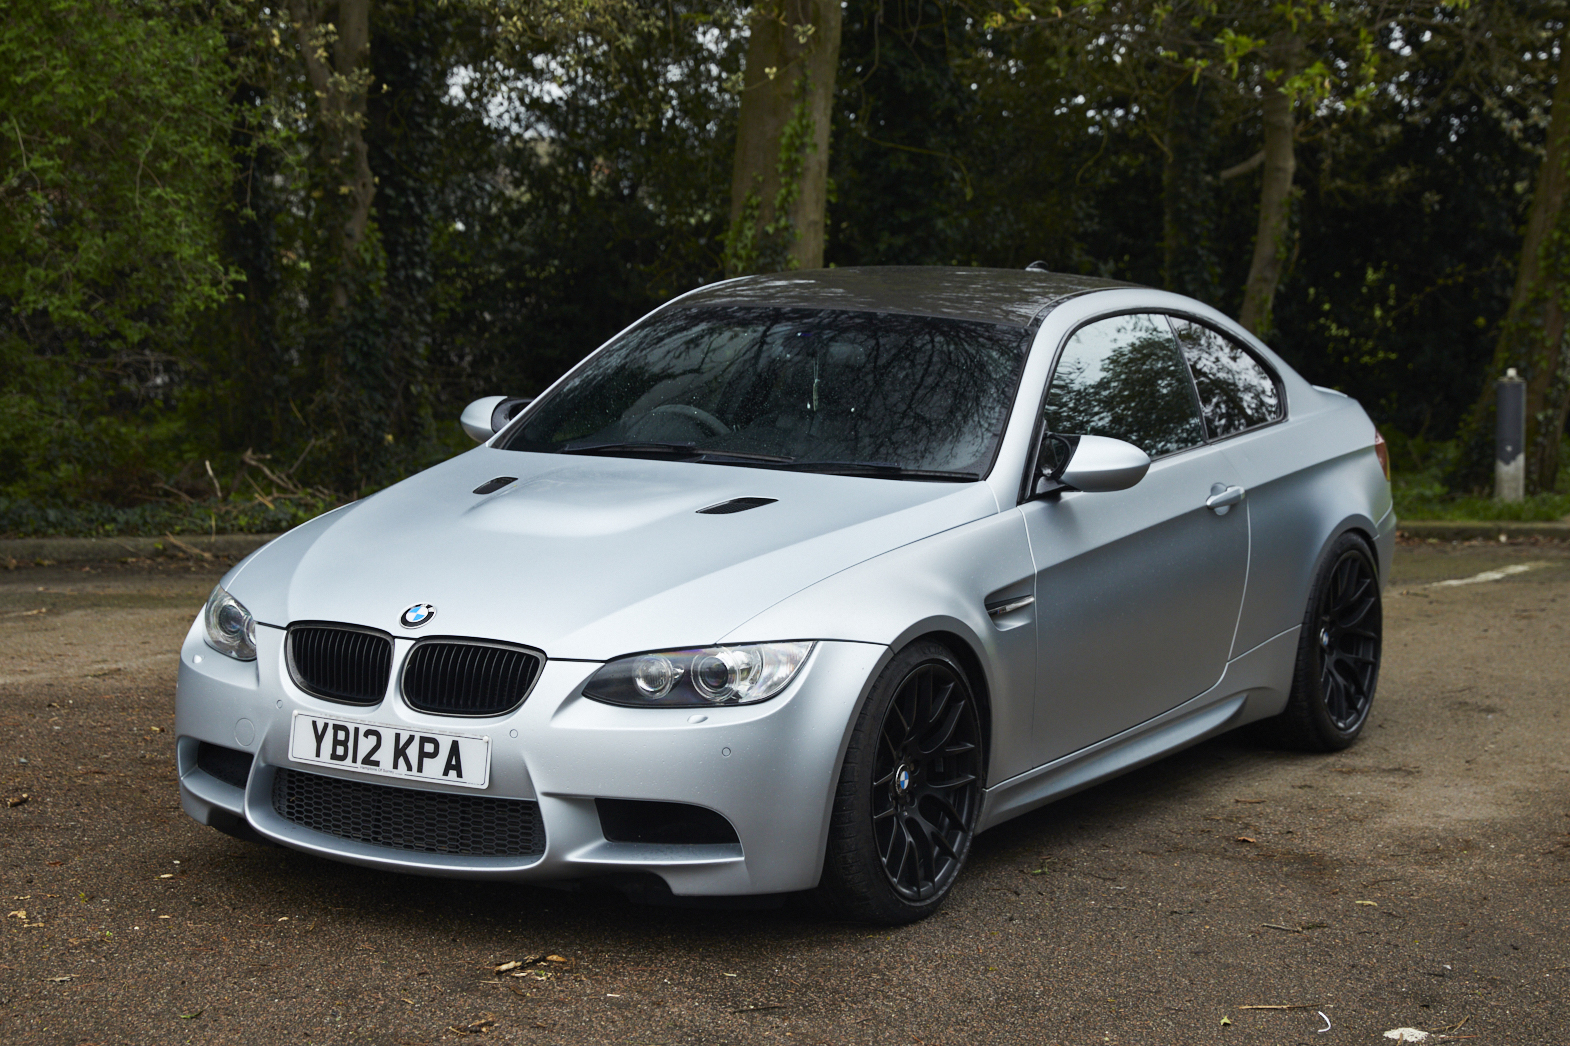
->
[1021,313,1249,765]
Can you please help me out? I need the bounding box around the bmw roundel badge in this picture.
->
[400,603,436,628]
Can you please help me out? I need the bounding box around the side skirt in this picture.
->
[977,626,1299,832]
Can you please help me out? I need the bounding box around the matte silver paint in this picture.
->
[175,269,1393,897]
[1058,435,1152,493]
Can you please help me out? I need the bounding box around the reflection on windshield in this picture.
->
[501,307,1031,477]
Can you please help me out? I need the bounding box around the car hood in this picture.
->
[225,447,1000,660]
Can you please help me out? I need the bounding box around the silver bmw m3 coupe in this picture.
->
[176,267,1394,923]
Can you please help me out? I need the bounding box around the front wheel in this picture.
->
[814,641,984,924]
[1257,533,1382,751]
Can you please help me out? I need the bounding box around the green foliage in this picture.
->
[0,0,242,508]
[0,0,239,342]
[0,0,1563,535]
[1385,429,1570,521]
[0,492,336,539]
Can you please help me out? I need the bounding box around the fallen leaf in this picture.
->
[1235,836,1257,844]
[448,1015,496,1034]
[493,961,522,974]
[48,974,75,982]
[1356,900,1378,907]
[1220,1016,1232,1026]
[6,795,28,808]
[180,1010,204,1020]
[158,874,173,879]
[545,955,568,963]
[7,910,25,920]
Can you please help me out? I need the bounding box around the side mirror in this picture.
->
[459,396,533,443]
[1033,433,1150,497]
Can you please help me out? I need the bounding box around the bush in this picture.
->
[1385,429,1570,521]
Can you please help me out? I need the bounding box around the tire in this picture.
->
[814,641,985,924]
[1256,532,1382,752]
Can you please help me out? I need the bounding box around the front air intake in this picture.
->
[286,623,393,705]
[272,768,544,857]
[401,639,542,716]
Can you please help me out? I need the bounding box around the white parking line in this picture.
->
[1428,562,1550,588]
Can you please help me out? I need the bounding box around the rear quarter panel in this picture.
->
[1221,391,1393,656]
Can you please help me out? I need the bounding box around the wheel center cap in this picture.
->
[1320,627,1332,649]
[894,764,912,796]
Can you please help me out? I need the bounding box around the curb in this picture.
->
[1396,520,1570,541]
[0,533,281,567]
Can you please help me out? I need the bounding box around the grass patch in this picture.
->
[1387,430,1570,522]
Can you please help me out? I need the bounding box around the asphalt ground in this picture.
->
[1,540,1568,1046]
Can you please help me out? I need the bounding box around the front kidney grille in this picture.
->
[287,624,393,705]
[271,768,544,857]
[402,640,542,716]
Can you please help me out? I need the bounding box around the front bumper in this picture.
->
[174,619,886,895]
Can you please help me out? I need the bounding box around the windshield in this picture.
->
[500,306,1031,478]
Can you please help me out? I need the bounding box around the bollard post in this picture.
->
[1495,368,1526,502]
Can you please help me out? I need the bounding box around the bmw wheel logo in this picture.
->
[400,603,436,628]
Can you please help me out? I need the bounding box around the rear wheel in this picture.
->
[815,642,983,924]
[1258,533,1382,751]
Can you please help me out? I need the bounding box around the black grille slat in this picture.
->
[271,768,543,857]
[287,625,393,705]
[402,640,541,716]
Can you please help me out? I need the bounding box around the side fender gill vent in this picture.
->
[697,497,777,515]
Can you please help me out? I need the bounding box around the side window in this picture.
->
[1168,318,1282,439]
[1043,313,1207,458]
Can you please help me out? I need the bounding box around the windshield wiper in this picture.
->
[559,441,700,458]
[781,461,979,481]
[558,442,795,465]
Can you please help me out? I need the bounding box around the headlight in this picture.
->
[203,585,256,661]
[583,642,814,708]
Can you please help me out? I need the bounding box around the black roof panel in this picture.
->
[674,266,1133,328]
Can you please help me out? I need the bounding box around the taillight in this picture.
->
[1373,429,1391,482]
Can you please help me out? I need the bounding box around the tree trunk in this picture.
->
[1237,33,1300,337]
[724,0,842,276]
[291,0,376,316]
[1162,75,1219,305]
[1469,41,1570,493]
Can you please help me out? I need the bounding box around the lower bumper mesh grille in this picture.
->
[271,768,544,857]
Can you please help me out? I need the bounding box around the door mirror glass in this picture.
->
[1033,433,1150,496]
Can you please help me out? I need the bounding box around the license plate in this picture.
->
[287,712,491,789]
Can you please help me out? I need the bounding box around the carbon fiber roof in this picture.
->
[674,266,1133,328]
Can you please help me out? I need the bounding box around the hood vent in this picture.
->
[472,476,517,495]
[697,497,777,515]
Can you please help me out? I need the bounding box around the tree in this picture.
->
[0,0,237,501]
[725,0,843,274]
[1463,21,1570,493]
[288,0,377,318]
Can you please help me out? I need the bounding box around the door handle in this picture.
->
[1206,483,1245,514]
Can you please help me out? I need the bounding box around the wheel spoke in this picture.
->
[918,698,966,757]
[871,656,983,903]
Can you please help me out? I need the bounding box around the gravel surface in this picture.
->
[1,542,1568,1045]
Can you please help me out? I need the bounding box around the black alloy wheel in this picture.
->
[1258,533,1382,751]
[816,641,984,923]
[1316,548,1381,731]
